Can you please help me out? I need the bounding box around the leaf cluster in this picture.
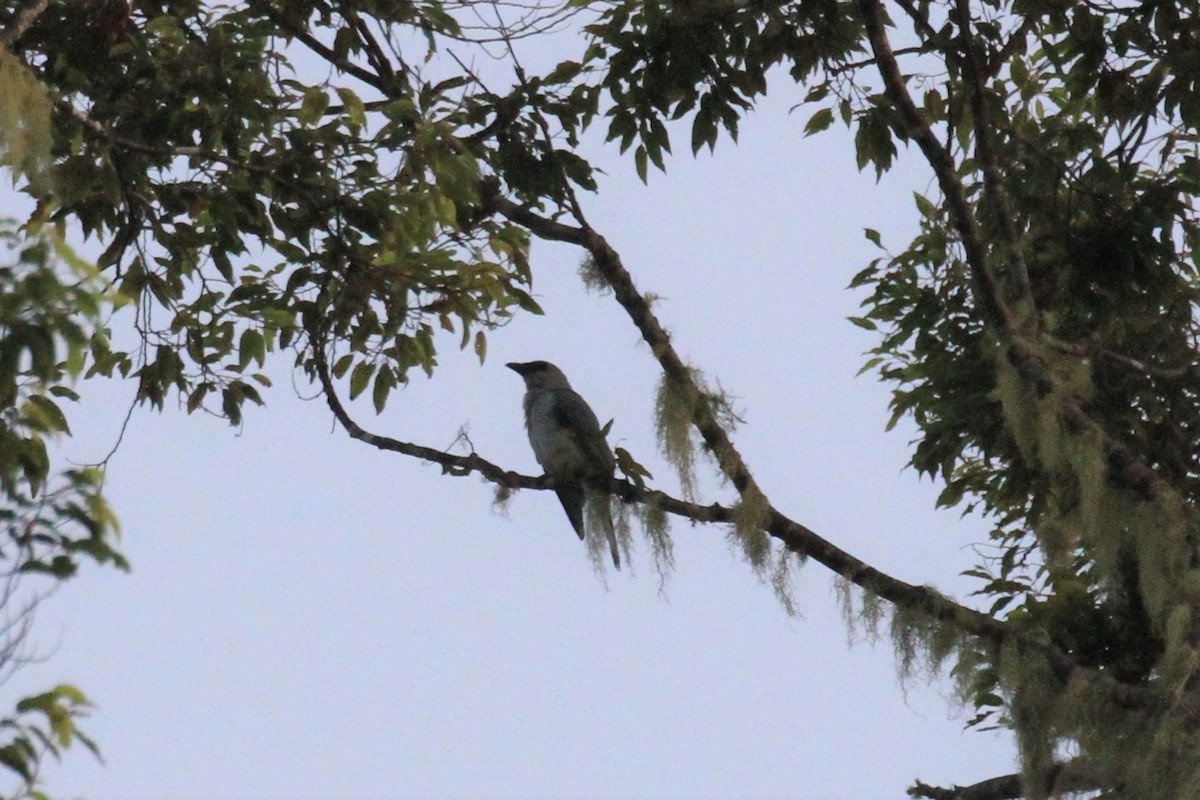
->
[0,221,125,578]
[0,683,99,799]
[579,0,864,174]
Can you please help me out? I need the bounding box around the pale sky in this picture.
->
[3,31,1018,800]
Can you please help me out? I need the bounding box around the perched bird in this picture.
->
[506,360,620,569]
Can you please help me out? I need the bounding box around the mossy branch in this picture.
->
[909,758,1103,800]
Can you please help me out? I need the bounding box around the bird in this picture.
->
[506,360,621,569]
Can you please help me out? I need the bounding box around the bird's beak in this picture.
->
[505,362,526,375]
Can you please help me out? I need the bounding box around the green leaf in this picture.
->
[804,107,834,137]
[615,446,653,488]
[349,361,375,400]
[847,316,876,331]
[856,356,884,377]
[19,436,49,495]
[936,480,965,509]
[473,330,487,364]
[372,367,394,414]
[0,743,31,780]
[332,354,354,379]
[187,383,210,413]
[336,87,366,129]
[544,60,583,85]
[238,329,265,370]
[913,192,937,219]
[25,395,71,434]
[48,385,80,401]
[298,86,329,126]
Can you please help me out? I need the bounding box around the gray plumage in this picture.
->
[506,360,620,569]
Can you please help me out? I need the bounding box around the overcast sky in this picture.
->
[1,27,1021,800]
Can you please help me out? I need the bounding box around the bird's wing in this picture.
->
[551,388,615,475]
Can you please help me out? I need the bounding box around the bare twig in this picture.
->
[1044,336,1194,380]
[341,6,406,95]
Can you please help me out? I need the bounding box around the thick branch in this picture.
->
[0,0,50,48]
[56,65,1161,712]
[342,6,407,95]
[489,195,1159,710]
[307,304,1007,646]
[858,0,1171,502]
[857,0,1016,334]
[910,758,1104,800]
[891,0,944,46]
[248,1,396,97]
[950,0,1035,314]
[491,195,761,500]
[309,333,538,488]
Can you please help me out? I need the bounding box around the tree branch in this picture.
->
[341,5,407,96]
[490,195,763,498]
[950,0,1035,314]
[858,0,1174,502]
[0,0,50,49]
[910,758,1105,800]
[891,0,945,46]
[247,1,396,97]
[487,194,1159,711]
[857,0,1017,335]
[305,288,1007,645]
[58,62,1160,713]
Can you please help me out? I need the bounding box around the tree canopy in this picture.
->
[3,0,1200,797]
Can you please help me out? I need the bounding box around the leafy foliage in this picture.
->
[0,683,99,798]
[0,222,125,579]
[0,219,119,797]
[8,0,1200,796]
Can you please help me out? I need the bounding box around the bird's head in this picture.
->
[506,360,571,390]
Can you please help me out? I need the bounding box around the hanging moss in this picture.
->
[654,371,701,501]
[491,483,514,514]
[1155,604,1198,696]
[583,490,615,576]
[999,640,1064,800]
[636,493,675,589]
[833,577,855,641]
[576,255,608,293]
[613,496,634,569]
[992,352,1041,466]
[1129,495,1192,634]
[833,578,884,646]
[769,549,801,617]
[889,600,964,687]
[730,484,772,571]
